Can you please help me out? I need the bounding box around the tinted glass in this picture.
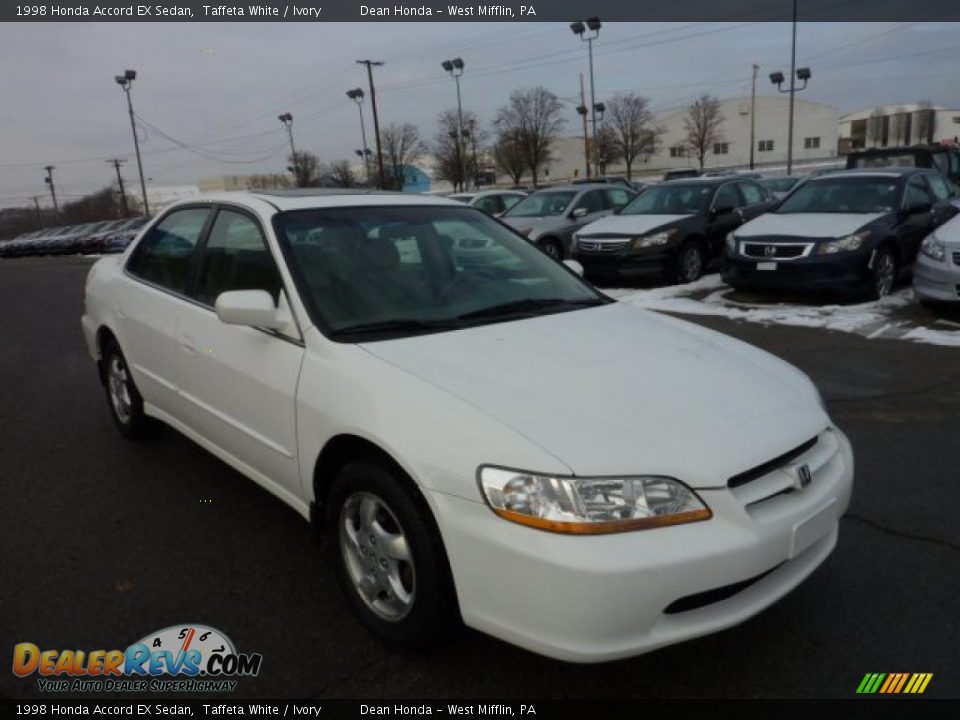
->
[925,174,952,201]
[195,209,282,305]
[504,191,576,217]
[605,188,634,209]
[904,177,934,207]
[129,208,209,293]
[472,195,503,215]
[622,183,713,215]
[576,190,606,214]
[713,184,741,209]
[738,181,766,205]
[501,194,524,212]
[776,178,900,214]
[274,206,602,338]
[761,177,799,193]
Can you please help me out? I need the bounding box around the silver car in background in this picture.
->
[914,210,960,306]
[501,183,636,259]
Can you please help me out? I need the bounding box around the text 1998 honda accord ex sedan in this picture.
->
[82,190,854,663]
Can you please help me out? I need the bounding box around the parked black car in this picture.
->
[572,177,775,283]
[846,144,960,185]
[723,168,958,299]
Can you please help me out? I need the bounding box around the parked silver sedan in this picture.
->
[914,210,960,305]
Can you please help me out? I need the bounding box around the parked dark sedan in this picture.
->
[572,177,775,283]
[723,168,957,299]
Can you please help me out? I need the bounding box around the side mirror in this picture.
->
[563,259,585,277]
[571,207,588,219]
[215,290,286,330]
[613,206,624,215]
[905,200,932,215]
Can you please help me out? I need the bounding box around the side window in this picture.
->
[576,190,606,214]
[738,181,766,205]
[475,196,503,215]
[924,174,953,202]
[605,188,633,210]
[904,177,934,208]
[712,183,741,210]
[128,208,210,294]
[502,194,524,212]
[195,209,282,306]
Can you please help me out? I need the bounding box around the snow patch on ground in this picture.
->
[606,274,960,348]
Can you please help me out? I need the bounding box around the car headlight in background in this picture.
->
[919,231,945,261]
[478,466,711,534]
[631,229,677,251]
[817,231,870,255]
[725,232,737,255]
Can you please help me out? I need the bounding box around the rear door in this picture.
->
[705,182,744,255]
[119,206,212,417]
[736,180,776,221]
[897,175,937,262]
[175,205,305,498]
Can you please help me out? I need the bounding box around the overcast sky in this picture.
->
[1,21,958,207]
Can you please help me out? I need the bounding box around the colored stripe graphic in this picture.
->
[857,673,932,694]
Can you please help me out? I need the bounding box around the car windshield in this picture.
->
[503,191,576,217]
[776,177,900,214]
[620,183,713,215]
[274,205,606,340]
[762,177,800,193]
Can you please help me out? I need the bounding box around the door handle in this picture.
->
[178,335,196,355]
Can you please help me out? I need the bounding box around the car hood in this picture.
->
[576,214,690,237]
[736,212,884,238]
[360,303,827,487]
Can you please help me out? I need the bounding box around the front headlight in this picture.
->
[478,466,711,534]
[920,231,945,261]
[631,229,677,251]
[817,231,870,255]
[725,231,737,255]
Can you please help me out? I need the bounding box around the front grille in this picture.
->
[952,251,960,266]
[577,239,629,253]
[728,436,817,489]
[742,242,809,260]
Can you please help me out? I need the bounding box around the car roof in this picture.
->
[529,183,615,193]
[169,189,466,213]
[655,177,743,187]
[809,167,928,180]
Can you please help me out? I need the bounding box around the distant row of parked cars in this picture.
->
[0,216,149,259]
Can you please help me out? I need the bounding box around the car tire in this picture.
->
[676,241,705,284]
[538,238,563,260]
[102,338,151,440]
[868,247,897,300]
[326,460,459,649]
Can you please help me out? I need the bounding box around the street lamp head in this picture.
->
[594,102,606,115]
[114,75,127,86]
[346,88,364,102]
[586,17,601,31]
[576,104,587,116]
[451,57,464,70]
[278,112,292,124]
[570,21,585,36]
[796,66,811,81]
[124,69,137,81]
[769,71,785,85]
[441,59,453,72]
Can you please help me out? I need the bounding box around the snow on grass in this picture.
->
[606,274,960,348]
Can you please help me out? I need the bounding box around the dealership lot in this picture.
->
[1,255,958,699]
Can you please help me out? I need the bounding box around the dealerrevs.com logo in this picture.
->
[13,624,262,693]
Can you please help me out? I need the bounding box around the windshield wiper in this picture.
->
[457,297,606,321]
[330,318,459,338]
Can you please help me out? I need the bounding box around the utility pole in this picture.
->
[108,158,129,217]
[749,63,759,170]
[357,60,386,189]
[32,196,43,227]
[44,166,59,221]
[578,74,591,178]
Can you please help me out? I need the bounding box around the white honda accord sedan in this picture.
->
[82,190,853,662]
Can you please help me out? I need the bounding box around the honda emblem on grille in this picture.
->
[764,245,777,257]
[795,464,813,489]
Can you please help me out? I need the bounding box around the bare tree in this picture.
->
[592,124,620,175]
[287,151,321,187]
[492,130,527,186]
[890,106,908,146]
[684,94,724,169]
[866,108,885,147]
[327,160,357,188]
[607,93,661,180]
[916,100,937,144]
[433,109,483,192]
[494,86,565,187]
[380,123,428,190]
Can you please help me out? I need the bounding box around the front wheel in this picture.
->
[102,338,151,439]
[538,238,563,260]
[869,248,897,300]
[326,461,459,648]
[676,241,705,284]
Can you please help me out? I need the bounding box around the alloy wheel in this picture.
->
[107,354,133,425]
[874,253,895,298]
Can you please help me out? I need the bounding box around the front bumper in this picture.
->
[573,246,675,279]
[722,249,871,292]
[913,250,960,303]
[432,427,853,663]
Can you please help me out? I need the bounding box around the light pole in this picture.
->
[571,18,601,176]
[277,113,298,185]
[43,166,59,221]
[346,88,372,183]
[356,60,386,189]
[442,58,467,190]
[114,69,149,216]
[769,0,809,175]
[749,63,759,170]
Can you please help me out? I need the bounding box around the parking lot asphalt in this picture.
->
[1,255,958,700]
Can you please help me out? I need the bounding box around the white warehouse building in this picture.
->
[544,95,839,182]
[838,103,960,150]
